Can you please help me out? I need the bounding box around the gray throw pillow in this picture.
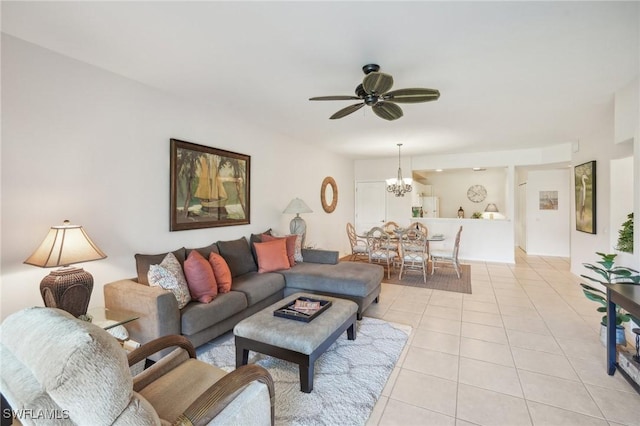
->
[135,247,186,285]
[186,242,219,260]
[217,237,257,277]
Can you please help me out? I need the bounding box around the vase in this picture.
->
[600,324,627,347]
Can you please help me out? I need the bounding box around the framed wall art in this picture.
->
[170,139,250,231]
[574,160,596,234]
[539,190,558,210]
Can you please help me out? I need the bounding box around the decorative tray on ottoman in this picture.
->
[273,296,332,322]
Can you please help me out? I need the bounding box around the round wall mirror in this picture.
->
[321,177,338,213]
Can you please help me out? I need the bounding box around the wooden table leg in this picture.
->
[300,359,313,393]
[607,289,617,375]
[235,338,250,368]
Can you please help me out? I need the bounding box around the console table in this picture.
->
[605,283,640,392]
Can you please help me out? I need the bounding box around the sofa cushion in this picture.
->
[135,247,186,285]
[261,234,297,267]
[147,264,191,309]
[186,242,219,260]
[217,237,257,277]
[183,251,218,303]
[209,252,232,294]
[271,233,303,262]
[254,239,291,273]
[180,291,248,336]
[249,228,272,264]
[231,271,286,306]
[279,262,383,298]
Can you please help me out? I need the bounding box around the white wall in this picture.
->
[614,78,639,145]
[525,169,571,257]
[570,115,636,274]
[610,157,634,254]
[415,168,507,219]
[0,35,354,320]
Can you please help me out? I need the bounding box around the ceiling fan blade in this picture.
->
[362,72,394,95]
[383,88,441,103]
[309,95,361,101]
[330,103,365,119]
[372,102,403,121]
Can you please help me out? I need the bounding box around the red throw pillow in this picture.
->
[254,238,291,273]
[183,251,218,303]
[261,234,297,267]
[209,252,232,294]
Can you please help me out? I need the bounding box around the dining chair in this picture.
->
[409,221,428,236]
[346,222,369,262]
[366,226,398,280]
[381,221,402,252]
[383,221,400,234]
[399,228,429,283]
[431,226,463,278]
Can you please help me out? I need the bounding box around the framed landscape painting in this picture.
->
[574,161,596,234]
[170,139,250,231]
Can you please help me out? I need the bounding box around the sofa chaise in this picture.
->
[104,235,382,360]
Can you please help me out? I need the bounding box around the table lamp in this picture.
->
[283,198,313,247]
[24,220,107,318]
[485,203,499,219]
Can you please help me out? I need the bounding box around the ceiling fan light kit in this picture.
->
[309,64,440,121]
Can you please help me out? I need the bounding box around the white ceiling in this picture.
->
[2,1,638,159]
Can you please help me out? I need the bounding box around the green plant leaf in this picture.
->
[582,289,606,306]
[580,283,605,295]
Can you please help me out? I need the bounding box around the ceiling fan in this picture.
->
[309,64,440,121]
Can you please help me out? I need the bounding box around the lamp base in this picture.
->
[290,216,307,248]
[40,267,93,318]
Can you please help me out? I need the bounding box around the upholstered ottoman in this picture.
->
[234,292,358,393]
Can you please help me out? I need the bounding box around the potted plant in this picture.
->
[616,212,634,253]
[580,252,640,346]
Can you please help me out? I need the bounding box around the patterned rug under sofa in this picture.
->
[196,317,411,425]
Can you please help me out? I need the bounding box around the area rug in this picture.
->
[196,317,410,426]
[340,257,472,294]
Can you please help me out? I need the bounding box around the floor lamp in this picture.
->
[283,198,313,247]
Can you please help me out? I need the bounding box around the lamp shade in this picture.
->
[283,198,313,215]
[24,220,107,268]
[485,203,499,213]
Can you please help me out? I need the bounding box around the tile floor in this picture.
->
[363,249,640,426]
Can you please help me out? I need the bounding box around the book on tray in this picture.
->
[273,296,332,322]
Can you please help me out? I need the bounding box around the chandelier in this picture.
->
[386,143,412,197]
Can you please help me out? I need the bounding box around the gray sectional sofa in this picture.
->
[104,235,382,359]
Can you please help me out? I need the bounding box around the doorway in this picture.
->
[355,181,386,234]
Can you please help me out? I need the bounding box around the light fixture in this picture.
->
[484,203,499,219]
[24,220,107,318]
[283,198,313,247]
[386,143,412,197]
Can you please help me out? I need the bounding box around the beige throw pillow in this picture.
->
[148,253,191,309]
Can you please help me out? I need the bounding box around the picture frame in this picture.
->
[539,190,558,210]
[574,160,596,234]
[170,139,250,231]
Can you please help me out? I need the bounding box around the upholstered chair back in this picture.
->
[0,307,159,425]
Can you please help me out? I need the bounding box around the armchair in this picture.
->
[0,307,274,426]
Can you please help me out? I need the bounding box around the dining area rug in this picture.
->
[340,256,472,294]
[196,317,410,426]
